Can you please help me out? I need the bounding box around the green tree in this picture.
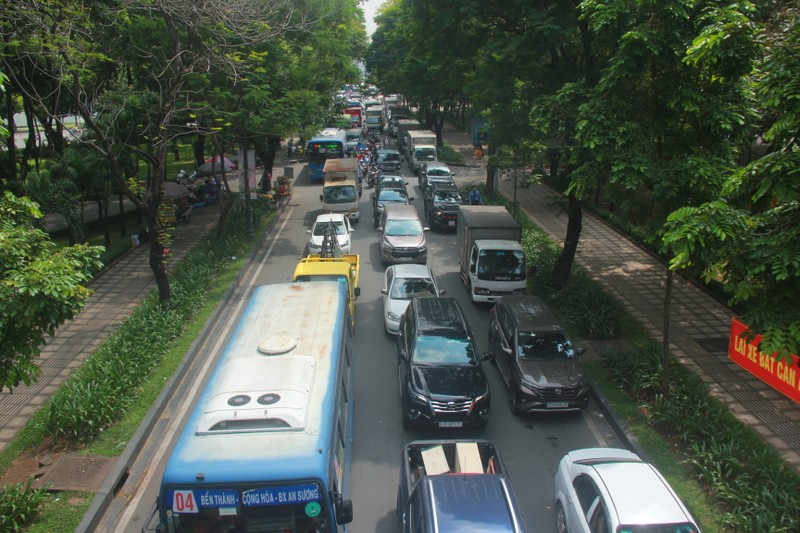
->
[664,6,800,360]
[0,191,103,391]
[2,0,364,303]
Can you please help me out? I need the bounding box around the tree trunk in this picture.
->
[552,192,582,288]
[146,204,171,303]
[193,135,206,166]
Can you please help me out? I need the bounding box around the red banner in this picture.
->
[728,318,800,404]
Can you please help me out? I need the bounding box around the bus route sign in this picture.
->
[242,483,322,507]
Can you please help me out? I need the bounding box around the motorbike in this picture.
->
[177,169,197,185]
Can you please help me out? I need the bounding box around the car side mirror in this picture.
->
[319,194,323,202]
[380,288,387,295]
[576,346,587,356]
[398,347,408,360]
[481,352,492,362]
[438,289,446,295]
[409,197,415,201]
[306,229,311,234]
[422,227,429,232]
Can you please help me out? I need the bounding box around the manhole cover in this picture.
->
[35,455,115,492]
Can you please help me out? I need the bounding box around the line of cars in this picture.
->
[365,163,701,533]
[308,106,701,530]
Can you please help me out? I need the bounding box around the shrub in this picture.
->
[605,343,800,531]
[0,478,46,532]
[39,200,274,442]
[438,144,464,165]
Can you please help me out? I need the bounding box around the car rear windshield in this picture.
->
[434,191,461,204]
[517,332,575,359]
[427,168,450,176]
[313,221,347,236]
[390,278,436,299]
[384,220,422,236]
[413,336,476,364]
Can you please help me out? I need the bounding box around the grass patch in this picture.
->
[83,257,245,457]
[22,491,91,533]
[583,360,725,532]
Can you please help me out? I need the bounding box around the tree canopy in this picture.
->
[368,0,799,356]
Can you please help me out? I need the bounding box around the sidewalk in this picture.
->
[0,208,219,450]
[0,160,282,452]
[440,121,800,474]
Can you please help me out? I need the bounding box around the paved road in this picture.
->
[98,154,624,532]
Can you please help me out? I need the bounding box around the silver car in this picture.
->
[381,264,444,335]
[378,205,428,265]
[555,448,701,533]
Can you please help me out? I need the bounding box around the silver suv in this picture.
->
[419,162,455,192]
[378,204,428,265]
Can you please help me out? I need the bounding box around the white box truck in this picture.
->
[406,130,438,175]
[457,205,527,303]
[320,158,360,222]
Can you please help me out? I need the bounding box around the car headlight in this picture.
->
[474,388,490,403]
[309,242,321,250]
[387,311,401,321]
[407,382,428,403]
[520,377,542,393]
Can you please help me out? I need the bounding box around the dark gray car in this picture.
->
[488,295,589,413]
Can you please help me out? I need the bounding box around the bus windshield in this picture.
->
[164,482,331,532]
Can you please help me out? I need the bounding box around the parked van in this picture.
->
[378,204,428,265]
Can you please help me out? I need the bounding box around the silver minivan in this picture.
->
[378,204,428,265]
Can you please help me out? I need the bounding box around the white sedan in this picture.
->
[381,264,443,335]
[306,213,353,255]
[555,447,700,533]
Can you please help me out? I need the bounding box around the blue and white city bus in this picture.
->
[307,128,347,182]
[150,281,355,533]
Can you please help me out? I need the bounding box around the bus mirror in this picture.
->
[330,491,354,524]
[337,498,354,524]
[354,287,361,297]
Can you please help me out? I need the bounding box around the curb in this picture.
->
[588,381,647,459]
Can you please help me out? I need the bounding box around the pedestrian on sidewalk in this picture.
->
[469,186,482,205]
[287,138,295,157]
[473,144,484,160]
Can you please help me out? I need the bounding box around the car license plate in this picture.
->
[438,421,463,428]
[547,402,569,409]
[448,221,456,226]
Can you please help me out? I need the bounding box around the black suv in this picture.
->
[488,295,588,413]
[397,297,491,428]
[423,183,462,230]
